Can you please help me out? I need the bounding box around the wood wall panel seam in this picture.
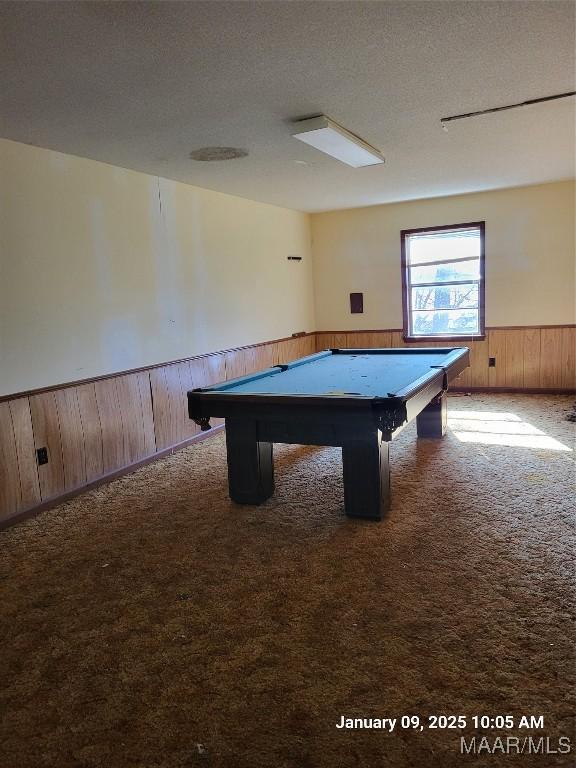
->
[51,391,71,495]
[130,375,146,461]
[134,372,155,459]
[29,392,67,501]
[76,383,104,483]
[5,403,22,508]
[0,402,22,517]
[94,379,123,474]
[74,387,90,485]
[9,399,41,510]
[54,387,87,492]
[177,363,198,442]
[8,401,26,510]
[150,367,171,451]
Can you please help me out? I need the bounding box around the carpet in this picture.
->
[1,394,574,768]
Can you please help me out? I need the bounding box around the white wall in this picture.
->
[0,139,315,396]
[311,181,575,331]
[2,139,573,398]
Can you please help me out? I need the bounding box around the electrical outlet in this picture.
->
[489,357,496,367]
[36,447,48,465]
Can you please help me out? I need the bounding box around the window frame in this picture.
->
[400,220,486,342]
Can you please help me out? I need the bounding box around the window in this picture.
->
[401,221,485,340]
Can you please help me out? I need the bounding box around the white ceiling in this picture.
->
[1,1,574,212]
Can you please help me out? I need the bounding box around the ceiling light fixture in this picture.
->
[291,115,385,168]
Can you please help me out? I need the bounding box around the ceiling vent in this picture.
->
[189,147,248,161]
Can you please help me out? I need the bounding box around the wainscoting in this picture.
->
[0,334,315,526]
[0,326,573,527]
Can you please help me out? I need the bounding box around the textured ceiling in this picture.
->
[0,1,574,212]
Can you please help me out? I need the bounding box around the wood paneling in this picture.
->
[94,378,124,474]
[75,383,104,483]
[1,328,572,527]
[539,328,564,389]
[190,354,227,428]
[242,346,265,376]
[224,349,247,381]
[29,392,67,500]
[320,327,574,393]
[195,353,227,388]
[152,340,314,451]
[316,333,347,350]
[54,387,87,491]
[253,343,276,372]
[29,377,155,500]
[175,362,200,437]
[351,331,393,348]
[503,330,525,388]
[522,328,541,388]
[487,330,506,388]
[275,336,315,363]
[274,336,316,365]
[0,399,41,520]
[93,372,155,474]
[0,402,22,518]
[115,372,156,464]
[317,331,394,349]
[151,362,199,451]
[28,384,107,502]
[560,327,575,389]
[468,337,489,388]
[150,365,182,451]
[9,398,41,511]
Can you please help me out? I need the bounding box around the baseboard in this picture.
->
[0,425,225,532]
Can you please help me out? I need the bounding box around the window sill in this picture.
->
[403,334,486,343]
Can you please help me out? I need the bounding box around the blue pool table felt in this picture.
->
[216,352,454,398]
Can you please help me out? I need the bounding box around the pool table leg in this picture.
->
[342,433,390,520]
[416,392,447,438]
[225,418,274,504]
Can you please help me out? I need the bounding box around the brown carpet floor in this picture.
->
[1,394,574,768]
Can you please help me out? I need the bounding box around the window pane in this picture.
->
[410,261,480,284]
[412,284,478,311]
[411,309,479,335]
[408,229,480,265]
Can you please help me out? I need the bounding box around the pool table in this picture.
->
[187,347,469,520]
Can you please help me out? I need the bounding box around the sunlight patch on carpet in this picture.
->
[448,410,572,452]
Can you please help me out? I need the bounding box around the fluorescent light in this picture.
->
[291,115,385,168]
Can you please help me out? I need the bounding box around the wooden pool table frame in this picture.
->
[187,348,470,520]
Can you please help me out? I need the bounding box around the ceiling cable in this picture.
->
[440,91,576,131]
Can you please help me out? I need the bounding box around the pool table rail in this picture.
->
[187,346,469,440]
